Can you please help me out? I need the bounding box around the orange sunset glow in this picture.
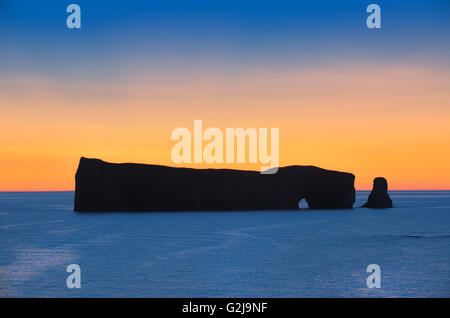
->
[1,64,449,191]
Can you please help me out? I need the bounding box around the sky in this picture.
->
[0,0,449,191]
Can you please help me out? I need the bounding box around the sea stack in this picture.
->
[74,157,356,212]
[362,177,393,209]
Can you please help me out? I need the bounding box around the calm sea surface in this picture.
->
[0,191,449,297]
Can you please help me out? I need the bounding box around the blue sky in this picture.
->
[1,0,449,81]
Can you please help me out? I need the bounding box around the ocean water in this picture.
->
[0,191,449,297]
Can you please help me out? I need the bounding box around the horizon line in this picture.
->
[1,189,450,193]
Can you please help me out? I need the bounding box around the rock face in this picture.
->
[74,157,355,212]
[362,177,393,208]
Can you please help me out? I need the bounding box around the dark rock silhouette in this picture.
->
[74,157,355,212]
[362,177,393,209]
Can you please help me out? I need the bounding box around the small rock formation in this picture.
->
[74,157,356,212]
[362,177,393,208]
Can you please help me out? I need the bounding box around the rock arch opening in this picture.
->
[298,198,309,209]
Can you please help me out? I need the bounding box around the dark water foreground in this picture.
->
[0,191,449,297]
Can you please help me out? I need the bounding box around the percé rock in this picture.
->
[74,157,355,212]
[362,177,393,209]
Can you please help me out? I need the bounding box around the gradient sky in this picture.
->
[1,0,449,191]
